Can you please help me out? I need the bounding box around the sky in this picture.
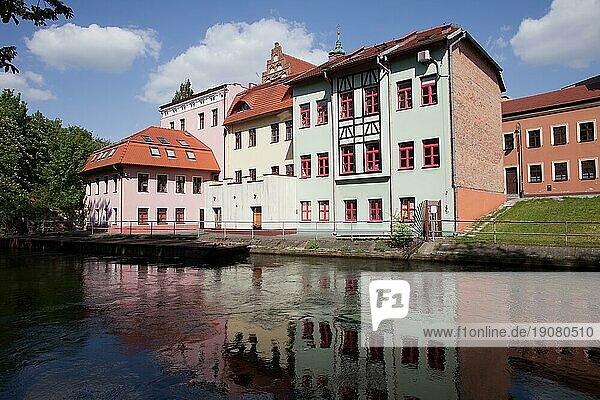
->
[1,0,599,141]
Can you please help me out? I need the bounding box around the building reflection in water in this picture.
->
[81,260,600,399]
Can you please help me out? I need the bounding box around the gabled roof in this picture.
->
[224,80,293,126]
[502,76,600,117]
[287,24,505,91]
[81,126,220,173]
[283,53,317,75]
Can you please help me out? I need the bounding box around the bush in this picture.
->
[304,240,320,250]
[390,215,413,248]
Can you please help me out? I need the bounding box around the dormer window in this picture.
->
[177,139,190,147]
[234,101,251,113]
[149,147,160,157]
[166,149,176,158]
[141,135,154,143]
[108,147,116,157]
[157,137,170,145]
[186,150,196,160]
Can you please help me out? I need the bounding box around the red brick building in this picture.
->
[502,75,599,197]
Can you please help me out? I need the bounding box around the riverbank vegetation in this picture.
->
[0,90,108,233]
[461,196,600,247]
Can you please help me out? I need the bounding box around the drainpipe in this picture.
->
[324,70,337,235]
[448,30,467,234]
[377,55,394,235]
[222,86,228,180]
[114,164,123,234]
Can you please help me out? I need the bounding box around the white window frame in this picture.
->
[502,132,515,151]
[550,124,569,146]
[186,150,196,160]
[526,127,543,148]
[577,119,597,142]
[137,172,150,193]
[175,175,186,194]
[165,148,176,158]
[503,165,520,195]
[578,158,598,180]
[551,160,570,182]
[156,174,168,193]
[527,163,544,183]
[149,146,160,157]
[197,112,205,130]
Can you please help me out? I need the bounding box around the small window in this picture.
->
[340,91,354,119]
[365,142,381,172]
[423,138,440,168]
[104,176,108,194]
[141,135,153,143]
[157,137,170,145]
[249,128,257,147]
[186,150,196,160]
[553,161,568,181]
[108,147,116,157]
[301,155,311,178]
[552,126,567,145]
[138,173,149,192]
[157,208,167,224]
[421,77,437,106]
[317,153,329,177]
[169,121,175,130]
[193,176,202,193]
[175,208,185,224]
[198,112,205,130]
[234,131,242,149]
[179,119,185,131]
[249,168,256,181]
[235,170,242,183]
[369,199,383,222]
[503,133,514,150]
[300,201,311,221]
[300,104,311,128]
[527,129,541,148]
[578,121,595,142]
[137,208,149,225]
[211,109,218,126]
[364,86,379,115]
[285,120,293,141]
[149,146,160,157]
[271,124,279,143]
[286,164,294,176]
[316,100,328,125]
[166,149,176,158]
[400,197,415,221]
[581,159,597,180]
[344,200,357,222]
[177,139,190,147]
[175,175,185,193]
[399,141,414,170]
[157,174,167,193]
[271,165,279,175]
[529,164,543,183]
[318,201,329,222]
[341,145,355,174]
[397,80,412,110]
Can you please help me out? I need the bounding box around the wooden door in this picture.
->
[252,207,262,229]
[506,167,518,195]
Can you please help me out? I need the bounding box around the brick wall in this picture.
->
[451,40,504,194]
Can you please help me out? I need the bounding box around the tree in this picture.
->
[172,79,194,103]
[1,0,73,73]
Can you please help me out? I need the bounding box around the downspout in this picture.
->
[324,70,336,234]
[222,86,228,180]
[114,164,123,234]
[448,31,467,234]
[376,55,394,236]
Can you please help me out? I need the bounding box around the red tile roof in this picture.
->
[224,80,293,125]
[502,78,600,116]
[81,126,220,174]
[283,53,317,75]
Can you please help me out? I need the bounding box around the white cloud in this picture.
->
[139,18,328,104]
[25,23,160,72]
[511,0,600,68]
[0,71,55,101]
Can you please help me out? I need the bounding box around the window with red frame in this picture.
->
[300,201,311,221]
[421,77,438,106]
[318,200,329,221]
[364,86,379,115]
[423,138,440,168]
[400,197,415,221]
[300,103,311,128]
[398,141,414,169]
[317,153,329,176]
[341,145,355,174]
[339,91,354,119]
[300,155,311,178]
[316,100,328,125]
[369,199,383,222]
[365,142,381,172]
[397,80,412,110]
[344,200,357,221]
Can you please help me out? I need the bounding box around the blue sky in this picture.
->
[2,0,599,141]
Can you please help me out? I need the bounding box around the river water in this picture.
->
[0,250,598,399]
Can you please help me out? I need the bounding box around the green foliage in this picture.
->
[172,79,194,103]
[0,89,107,233]
[390,214,414,248]
[304,240,320,250]
[1,0,74,73]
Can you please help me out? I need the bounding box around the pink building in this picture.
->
[81,126,219,233]
[159,83,246,179]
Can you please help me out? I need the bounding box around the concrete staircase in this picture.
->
[461,197,523,237]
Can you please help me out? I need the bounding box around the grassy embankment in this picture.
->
[460,196,600,248]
